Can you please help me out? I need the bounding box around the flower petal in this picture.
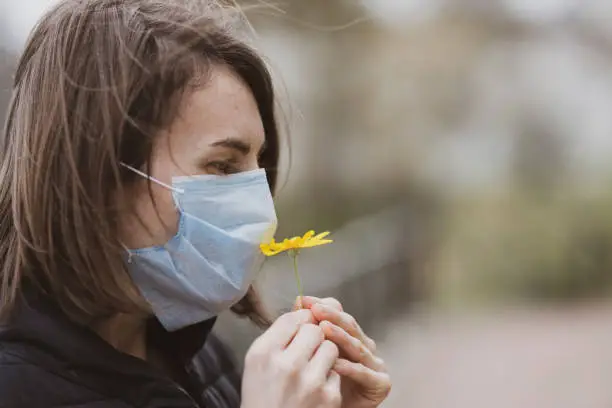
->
[263,230,334,253]
[260,238,290,256]
[302,230,316,240]
[312,231,331,241]
[260,245,277,256]
[300,238,333,248]
[293,239,306,247]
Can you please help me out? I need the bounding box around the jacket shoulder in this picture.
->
[0,345,133,408]
[191,333,242,408]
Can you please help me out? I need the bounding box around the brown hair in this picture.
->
[0,0,279,327]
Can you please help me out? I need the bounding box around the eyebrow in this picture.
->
[210,137,266,156]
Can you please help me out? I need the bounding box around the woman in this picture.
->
[0,1,391,407]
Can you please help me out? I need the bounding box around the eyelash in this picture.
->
[208,160,239,175]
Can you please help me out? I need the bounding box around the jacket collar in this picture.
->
[0,287,216,382]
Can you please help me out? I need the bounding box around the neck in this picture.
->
[92,314,148,360]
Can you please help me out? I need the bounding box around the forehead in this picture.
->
[168,66,265,150]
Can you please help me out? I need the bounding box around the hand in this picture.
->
[242,309,342,408]
[298,296,391,408]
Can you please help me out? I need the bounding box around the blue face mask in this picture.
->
[120,164,278,331]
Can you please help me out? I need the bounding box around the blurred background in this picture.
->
[2,1,612,407]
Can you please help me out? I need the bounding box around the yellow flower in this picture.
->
[260,230,333,304]
[260,230,333,256]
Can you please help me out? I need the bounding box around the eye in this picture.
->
[207,160,239,175]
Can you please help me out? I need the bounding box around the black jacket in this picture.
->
[0,291,243,408]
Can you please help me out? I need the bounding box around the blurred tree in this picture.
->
[242,0,384,227]
[513,115,567,196]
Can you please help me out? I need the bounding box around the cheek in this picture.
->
[118,181,180,249]
[247,156,261,172]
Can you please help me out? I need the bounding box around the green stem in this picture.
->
[290,250,303,300]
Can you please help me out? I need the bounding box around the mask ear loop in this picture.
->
[119,163,186,259]
[121,242,134,263]
[119,162,185,194]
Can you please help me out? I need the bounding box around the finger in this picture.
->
[320,321,383,371]
[301,296,343,312]
[324,370,342,406]
[299,296,319,310]
[312,305,376,352]
[307,340,340,378]
[326,369,342,388]
[254,309,315,351]
[285,323,325,364]
[334,358,391,401]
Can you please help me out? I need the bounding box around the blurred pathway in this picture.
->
[377,301,612,408]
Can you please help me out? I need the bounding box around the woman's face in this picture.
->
[119,66,266,249]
